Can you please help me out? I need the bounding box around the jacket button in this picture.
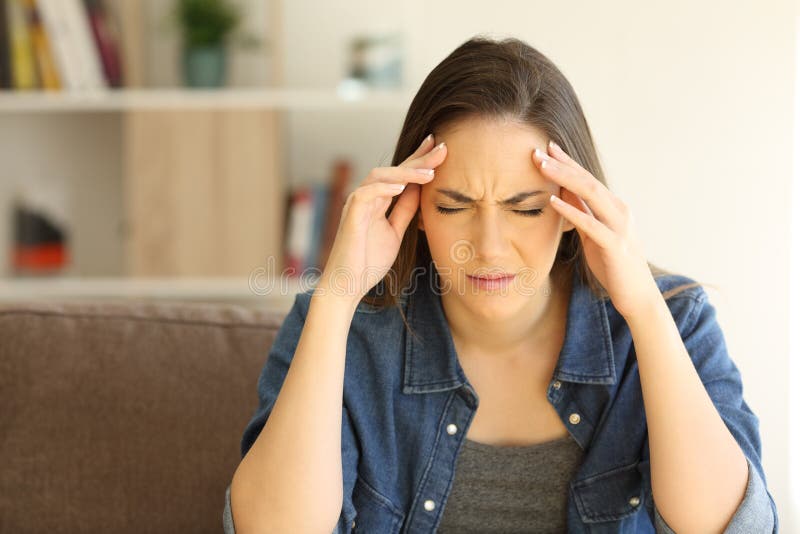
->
[629,496,640,507]
[446,423,458,435]
[552,380,562,389]
[569,413,581,425]
[424,499,436,511]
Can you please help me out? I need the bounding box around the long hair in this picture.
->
[360,35,708,333]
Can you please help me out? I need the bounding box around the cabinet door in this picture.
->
[124,110,285,276]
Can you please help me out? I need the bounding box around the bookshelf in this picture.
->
[0,0,412,300]
[0,275,306,311]
[0,87,416,112]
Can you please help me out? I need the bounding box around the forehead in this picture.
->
[435,117,548,186]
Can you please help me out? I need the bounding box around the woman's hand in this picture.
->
[533,141,659,319]
[317,135,448,305]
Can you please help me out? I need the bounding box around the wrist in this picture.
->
[311,282,362,313]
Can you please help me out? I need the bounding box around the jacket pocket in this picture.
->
[571,460,645,524]
[351,475,405,533]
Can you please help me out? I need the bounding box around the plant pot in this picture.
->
[182,45,228,88]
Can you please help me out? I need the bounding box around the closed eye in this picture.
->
[435,206,544,217]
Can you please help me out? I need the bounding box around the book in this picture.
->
[7,0,38,89]
[21,0,60,90]
[0,0,11,88]
[317,159,352,273]
[83,0,121,87]
[307,182,330,271]
[36,0,82,89]
[61,0,105,89]
[284,185,314,277]
[283,159,354,279]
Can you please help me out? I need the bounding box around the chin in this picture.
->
[460,289,527,318]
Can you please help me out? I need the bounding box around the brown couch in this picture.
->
[0,299,288,534]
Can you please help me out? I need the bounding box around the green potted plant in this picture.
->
[174,0,241,87]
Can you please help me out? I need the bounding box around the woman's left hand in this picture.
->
[533,140,660,319]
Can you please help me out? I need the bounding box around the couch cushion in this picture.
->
[0,299,288,534]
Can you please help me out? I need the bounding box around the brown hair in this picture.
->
[361,35,712,333]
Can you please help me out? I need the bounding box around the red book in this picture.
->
[83,0,121,87]
[317,159,352,272]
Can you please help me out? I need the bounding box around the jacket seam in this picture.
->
[354,474,405,518]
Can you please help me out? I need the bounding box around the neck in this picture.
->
[443,266,573,360]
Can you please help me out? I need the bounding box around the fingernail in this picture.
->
[390,183,406,190]
[434,142,446,151]
[420,134,433,147]
[414,168,434,176]
[549,140,561,151]
[535,148,549,161]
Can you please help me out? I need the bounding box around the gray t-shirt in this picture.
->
[223,435,585,533]
[436,434,584,533]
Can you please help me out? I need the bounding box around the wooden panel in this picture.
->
[216,110,285,276]
[123,110,285,276]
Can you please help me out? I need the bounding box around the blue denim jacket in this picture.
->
[225,262,778,533]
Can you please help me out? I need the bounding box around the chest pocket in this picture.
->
[571,460,646,524]
[351,475,405,534]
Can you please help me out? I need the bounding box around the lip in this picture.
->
[467,273,515,280]
[467,273,516,290]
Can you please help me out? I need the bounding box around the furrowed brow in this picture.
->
[435,188,547,205]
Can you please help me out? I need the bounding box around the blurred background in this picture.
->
[0,0,797,529]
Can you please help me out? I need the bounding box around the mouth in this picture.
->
[467,272,516,290]
[467,273,516,280]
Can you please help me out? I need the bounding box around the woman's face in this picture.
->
[418,116,575,319]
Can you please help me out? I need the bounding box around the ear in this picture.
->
[561,217,575,233]
[417,209,425,232]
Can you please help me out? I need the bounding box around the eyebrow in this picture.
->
[434,188,547,206]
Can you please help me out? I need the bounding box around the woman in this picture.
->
[224,36,778,533]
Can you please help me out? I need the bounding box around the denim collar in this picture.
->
[402,261,617,395]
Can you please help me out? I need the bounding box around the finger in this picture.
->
[356,181,408,202]
[545,140,583,172]
[387,182,420,235]
[534,150,622,230]
[344,181,408,215]
[401,133,435,164]
[405,141,447,170]
[562,188,595,218]
[549,194,616,249]
[361,166,436,187]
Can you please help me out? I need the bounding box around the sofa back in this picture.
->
[0,299,286,534]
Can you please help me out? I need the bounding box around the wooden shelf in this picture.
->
[0,86,416,113]
[0,276,308,308]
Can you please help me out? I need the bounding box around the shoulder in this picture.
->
[653,272,706,301]
[651,272,716,336]
[284,287,408,353]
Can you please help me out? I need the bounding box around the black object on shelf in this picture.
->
[12,202,70,276]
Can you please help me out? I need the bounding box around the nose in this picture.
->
[472,208,512,265]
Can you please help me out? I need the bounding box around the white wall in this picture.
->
[281,0,797,529]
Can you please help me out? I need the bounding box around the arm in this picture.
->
[626,286,777,533]
[230,290,359,534]
[653,456,775,534]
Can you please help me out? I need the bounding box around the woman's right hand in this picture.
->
[316,134,448,305]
